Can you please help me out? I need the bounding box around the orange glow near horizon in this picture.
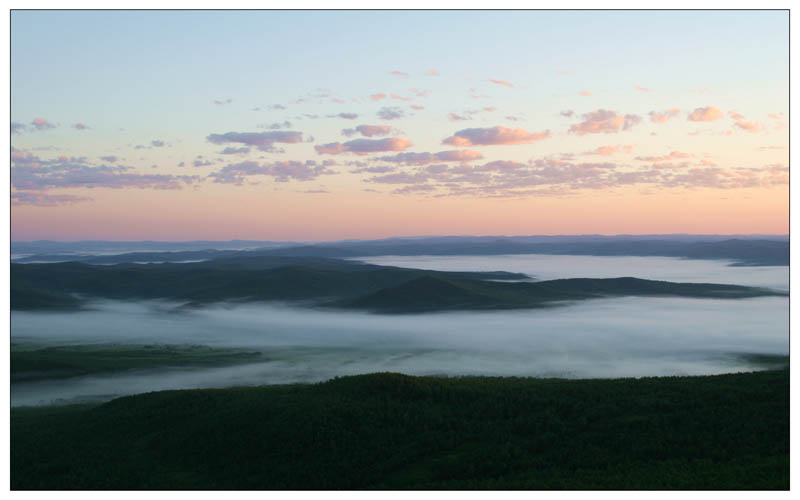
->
[10,184,788,241]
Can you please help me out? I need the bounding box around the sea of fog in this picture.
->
[11,254,789,406]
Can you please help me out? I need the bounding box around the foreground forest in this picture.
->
[11,369,788,490]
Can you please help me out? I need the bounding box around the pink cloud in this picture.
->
[469,88,489,99]
[370,93,387,102]
[11,191,92,206]
[649,108,680,123]
[330,98,346,104]
[209,160,337,184]
[578,90,592,96]
[410,104,425,110]
[206,130,305,152]
[409,88,430,97]
[426,69,440,76]
[634,84,652,92]
[489,78,513,87]
[389,70,409,77]
[728,110,761,133]
[442,126,551,146]
[391,93,412,102]
[341,125,394,138]
[569,109,642,135]
[315,137,413,155]
[585,145,633,156]
[377,149,484,165]
[687,106,723,122]
[31,117,56,130]
[314,143,347,155]
[448,112,472,121]
[635,151,693,162]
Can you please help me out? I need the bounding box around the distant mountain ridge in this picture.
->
[12,236,789,266]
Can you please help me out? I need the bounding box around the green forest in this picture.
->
[11,369,789,490]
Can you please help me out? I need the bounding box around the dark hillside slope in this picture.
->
[334,276,786,313]
[12,260,786,312]
[11,370,789,489]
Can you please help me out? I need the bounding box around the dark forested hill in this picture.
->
[11,369,789,489]
[11,257,786,313]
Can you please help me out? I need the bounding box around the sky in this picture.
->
[9,10,789,241]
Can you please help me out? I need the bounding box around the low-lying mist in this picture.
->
[354,254,790,291]
[12,292,788,406]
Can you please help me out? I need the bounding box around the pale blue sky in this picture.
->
[10,10,790,240]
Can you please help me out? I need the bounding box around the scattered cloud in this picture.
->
[151,140,165,147]
[370,93,387,101]
[687,106,723,122]
[31,118,56,131]
[327,112,359,120]
[443,126,550,146]
[364,155,788,198]
[99,155,119,163]
[206,130,305,152]
[634,151,693,162]
[426,69,440,76]
[351,165,397,174]
[410,88,430,97]
[267,104,287,110]
[258,121,293,130]
[11,152,200,192]
[448,112,472,121]
[72,123,91,130]
[11,191,93,206]
[376,149,484,165]
[728,111,761,133]
[341,125,395,138]
[649,108,680,123]
[578,90,592,96]
[11,122,26,134]
[377,107,405,120]
[584,145,633,156]
[389,70,409,77]
[489,78,513,87]
[569,109,642,135]
[410,104,425,110]
[634,84,652,92]
[469,88,489,99]
[214,99,233,105]
[390,93,412,102]
[560,110,574,118]
[220,147,251,155]
[208,159,337,184]
[315,137,413,155]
